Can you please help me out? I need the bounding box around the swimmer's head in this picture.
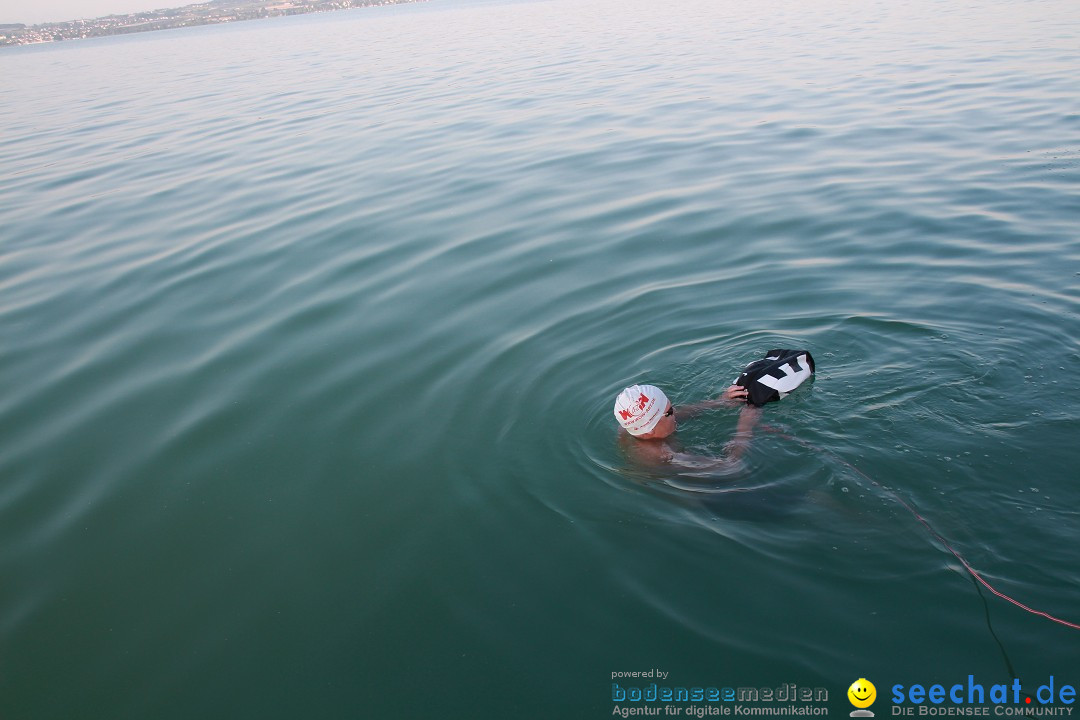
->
[614,384,676,439]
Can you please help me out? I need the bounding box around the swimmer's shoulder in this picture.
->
[618,431,675,464]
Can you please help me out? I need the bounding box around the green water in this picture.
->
[1,0,1079,718]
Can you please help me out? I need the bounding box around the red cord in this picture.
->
[761,425,1080,630]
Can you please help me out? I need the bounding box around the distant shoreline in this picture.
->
[0,0,426,47]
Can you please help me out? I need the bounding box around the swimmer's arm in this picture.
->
[725,405,761,461]
[674,385,749,421]
[669,406,762,471]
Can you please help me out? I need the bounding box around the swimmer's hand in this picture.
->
[721,385,749,404]
[673,385,751,419]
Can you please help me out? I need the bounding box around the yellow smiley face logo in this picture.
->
[848,678,876,708]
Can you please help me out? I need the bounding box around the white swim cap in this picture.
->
[614,384,670,436]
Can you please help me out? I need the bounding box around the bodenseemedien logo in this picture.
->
[849,678,877,717]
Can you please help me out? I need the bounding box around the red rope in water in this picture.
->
[762,425,1080,631]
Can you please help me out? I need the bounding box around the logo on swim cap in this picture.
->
[617,392,649,421]
[614,385,669,436]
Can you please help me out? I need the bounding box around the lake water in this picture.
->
[2,0,1079,717]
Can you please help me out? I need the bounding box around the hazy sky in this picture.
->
[0,0,179,24]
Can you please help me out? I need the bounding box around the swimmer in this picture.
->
[613,349,815,471]
[614,383,760,470]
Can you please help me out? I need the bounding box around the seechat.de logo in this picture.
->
[849,678,877,718]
